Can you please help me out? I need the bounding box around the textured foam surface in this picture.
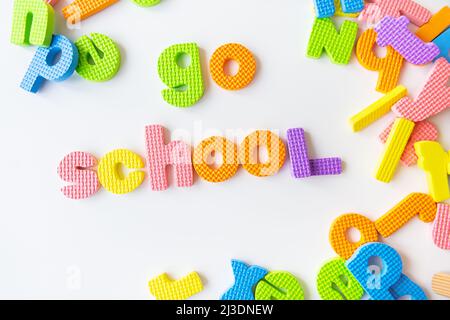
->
[145,125,193,191]
[97,149,145,194]
[313,0,335,18]
[286,128,312,178]
[193,136,239,183]
[374,193,437,238]
[75,33,121,82]
[329,213,378,259]
[346,242,402,300]
[359,0,432,27]
[148,272,203,300]
[380,120,438,166]
[239,131,286,177]
[255,271,304,300]
[374,117,415,183]
[335,0,359,17]
[432,273,450,298]
[20,34,79,93]
[209,43,256,90]
[157,43,204,107]
[356,29,404,93]
[341,0,364,14]
[414,141,450,202]
[317,258,364,300]
[307,17,359,65]
[349,85,407,132]
[310,158,342,175]
[416,6,450,42]
[433,27,450,62]
[390,274,427,300]
[131,0,160,7]
[11,0,55,47]
[433,203,450,250]
[393,58,449,122]
[221,260,268,300]
[58,151,100,200]
[62,0,118,24]
[375,16,440,65]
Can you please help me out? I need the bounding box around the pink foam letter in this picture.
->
[393,58,450,122]
[433,203,450,250]
[57,151,100,199]
[145,125,193,191]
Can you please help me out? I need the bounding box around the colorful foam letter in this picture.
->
[313,0,336,18]
[432,274,450,298]
[209,43,256,90]
[75,33,121,82]
[287,128,342,178]
[255,271,304,300]
[239,131,286,177]
[374,117,415,183]
[11,0,55,47]
[314,0,363,18]
[317,258,364,300]
[148,272,203,300]
[433,28,450,62]
[340,0,364,14]
[392,58,449,122]
[58,151,100,200]
[356,29,404,93]
[62,0,118,24]
[144,125,193,191]
[221,260,268,300]
[374,193,437,238]
[414,141,450,202]
[335,0,359,18]
[349,86,407,132]
[346,242,402,300]
[193,136,239,183]
[379,120,438,166]
[375,16,440,65]
[132,0,160,6]
[329,213,379,259]
[307,18,359,65]
[390,274,427,300]
[157,43,204,107]
[97,149,145,194]
[20,34,79,93]
[416,6,450,42]
[360,0,432,27]
[433,203,450,250]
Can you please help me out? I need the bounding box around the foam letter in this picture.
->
[239,131,286,177]
[346,242,402,300]
[374,117,415,183]
[62,0,118,24]
[144,125,193,191]
[317,258,364,300]
[97,149,145,194]
[375,193,436,237]
[379,120,438,166]
[132,0,160,6]
[356,29,404,93]
[209,43,256,90]
[75,33,121,82]
[20,34,79,93]
[157,43,204,107]
[307,18,359,65]
[390,274,427,300]
[414,141,450,202]
[193,136,239,183]
[57,151,100,199]
[433,28,450,63]
[360,0,432,27]
[393,58,450,122]
[416,6,450,42]
[349,86,407,132]
[329,213,379,259]
[375,16,440,65]
[433,203,450,250]
[255,271,304,300]
[221,260,268,300]
[148,272,203,300]
[11,0,55,47]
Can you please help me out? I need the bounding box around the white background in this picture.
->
[0,0,449,300]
